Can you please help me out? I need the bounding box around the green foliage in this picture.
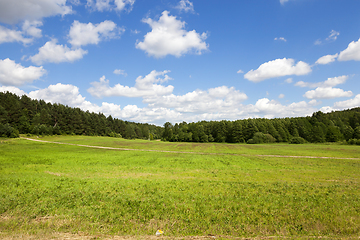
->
[247,132,276,144]
[0,123,19,138]
[354,126,360,139]
[290,136,307,144]
[348,138,360,145]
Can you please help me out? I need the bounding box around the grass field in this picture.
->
[1,136,360,239]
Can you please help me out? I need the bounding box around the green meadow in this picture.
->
[1,136,360,239]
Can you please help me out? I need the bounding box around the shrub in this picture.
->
[290,137,307,144]
[247,138,255,144]
[247,132,276,144]
[348,139,360,145]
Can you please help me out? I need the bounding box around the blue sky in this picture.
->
[1,0,360,126]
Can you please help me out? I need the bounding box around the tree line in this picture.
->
[0,91,162,139]
[161,109,360,144]
[1,91,360,144]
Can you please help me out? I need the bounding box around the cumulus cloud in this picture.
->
[295,75,348,88]
[0,20,43,45]
[314,39,322,45]
[0,58,46,86]
[326,30,340,41]
[87,70,174,98]
[250,98,317,119]
[338,38,360,61]
[86,0,135,12]
[0,86,27,96]
[176,0,194,13]
[29,83,88,106]
[22,20,43,38]
[30,39,88,65]
[136,11,208,58]
[334,94,360,109]
[143,86,248,114]
[314,30,339,46]
[237,69,244,74]
[274,37,286,42]
[26,83,121,116]
[303,87,353,99]
[244,58,312,82]
[285,78,293,83]
[315,53,338,65]
[113,69,127,76]
[68,20,123,47]
[0,0,72,25]
[0,26,33,45]
[114,0,135,11]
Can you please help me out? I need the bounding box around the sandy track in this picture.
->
[20,137,360,160]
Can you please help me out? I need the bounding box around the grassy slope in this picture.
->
[0,136,359,238]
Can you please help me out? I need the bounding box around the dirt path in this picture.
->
[20,137,360,160]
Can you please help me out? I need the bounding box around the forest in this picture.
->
[1,91,360,144]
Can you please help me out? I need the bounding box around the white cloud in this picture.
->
[87,70,174,98]
[285,78,293,83]
[274,37,286,42]
[115,0,135,11]
[280,0,289,5]
[0,86,27,96]
[0,0,72,25]
[29,83,88,106]
[251,98,317,119]
[295,75,348,88]
[314,39,322,45]
[244,58,312,82]
[136,11,208,58]
[303,87,353,99]
[143,86,248,114]
[315,53,338,65]
[278,94,285,99]
[338,38,360,61]
[314,30,339,46]
[26,83,120,116]
[70,0,81,5]
[326,30,340,41]
[319,106,335,113]
[30,39,88,65]
[237,69,244,74]
[334,94,360,109]
[22,20,43,38]
[0,26,33,45]
[176,0,194,13]
[113,69,127,76]
[86,0,135,12]
[0,20,43,45]
[88,0,111,11]
[0,58,46,86]
[68,20,123,47]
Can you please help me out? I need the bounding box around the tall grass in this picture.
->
[0,137,359,238]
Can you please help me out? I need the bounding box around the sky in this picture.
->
[1,0,360,126]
